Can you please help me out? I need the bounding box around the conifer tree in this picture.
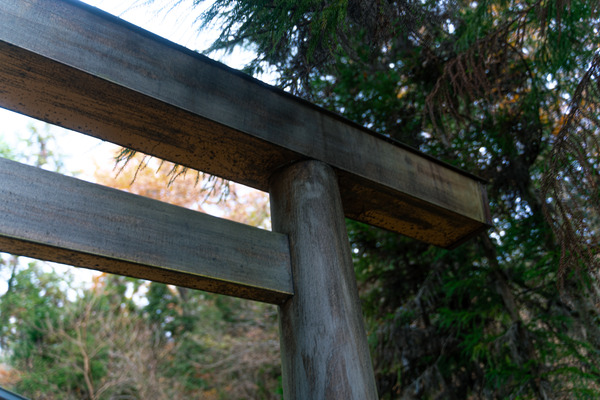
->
[159,0,600,397]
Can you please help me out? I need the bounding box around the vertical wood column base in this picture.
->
[270,160,379,400]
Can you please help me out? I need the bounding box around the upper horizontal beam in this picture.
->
[0,157,292,304]
[0,0,490,248]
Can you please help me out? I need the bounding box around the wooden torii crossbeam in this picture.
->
[0,1,491,398]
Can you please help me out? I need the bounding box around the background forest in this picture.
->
[1,0,600,398]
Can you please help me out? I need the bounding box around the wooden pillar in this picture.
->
[269,160,379,400]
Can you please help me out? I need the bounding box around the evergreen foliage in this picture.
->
[182,0,600,397]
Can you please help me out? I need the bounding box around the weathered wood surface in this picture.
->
[0,0,490,248]
[0,157,292,304]
[270,161,379,400]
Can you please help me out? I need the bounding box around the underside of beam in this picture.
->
[0,0,491,248]
[0,157,293,304]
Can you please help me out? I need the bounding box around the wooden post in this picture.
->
[270,160,379,399]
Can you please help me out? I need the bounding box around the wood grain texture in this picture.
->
[0,158,292,304]
[0,0,490,248]
[270,161,379,400]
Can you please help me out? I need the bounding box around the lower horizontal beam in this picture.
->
[0,157,292,304]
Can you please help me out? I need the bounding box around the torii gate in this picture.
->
[0,0,491,398]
